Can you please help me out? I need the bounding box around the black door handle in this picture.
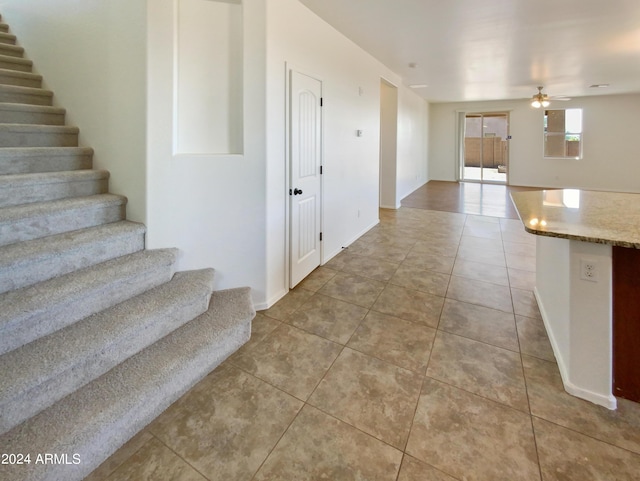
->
[294,188,303,195]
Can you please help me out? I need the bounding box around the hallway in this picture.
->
[87,191,640,480]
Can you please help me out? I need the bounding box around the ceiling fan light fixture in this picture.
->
[531,86,550,109]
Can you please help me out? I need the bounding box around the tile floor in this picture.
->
[88,207,640,481]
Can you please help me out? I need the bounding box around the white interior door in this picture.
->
[289,70,322,287]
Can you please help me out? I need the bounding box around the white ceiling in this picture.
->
[298,0,640,103]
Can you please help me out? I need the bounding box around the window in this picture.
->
[544,109,582,159]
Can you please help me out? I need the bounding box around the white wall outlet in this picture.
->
[580,258,599,282]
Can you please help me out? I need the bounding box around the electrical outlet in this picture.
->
[580,258,598,282]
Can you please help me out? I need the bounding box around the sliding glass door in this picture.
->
[461,112,509,184]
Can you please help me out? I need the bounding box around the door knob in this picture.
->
[294,188,303,195]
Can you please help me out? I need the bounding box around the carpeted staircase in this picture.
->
[0,16,254,481]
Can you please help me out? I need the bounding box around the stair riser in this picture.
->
[0,44,23,58]
[0,33,16,45]
[0,73,42,88]
[0,90,52,105]
[0,177,108,208]
[0,273,214,434]
[0,58,31,72]
[0,226,143,294]
[0,259,177,356]
[0,149,93,174]
[0,24,9,33]
[0,130,77,147]
[0,201,125,247]
[0,109,64,125]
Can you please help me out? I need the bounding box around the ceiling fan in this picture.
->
[530,86,571,108]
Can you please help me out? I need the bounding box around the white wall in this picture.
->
[264,0,429,305]
[429,94,640,193]
[379,80,398,209]
[147,0,268,303]
[0,0,148,222]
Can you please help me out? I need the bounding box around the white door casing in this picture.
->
[289,70,322,287]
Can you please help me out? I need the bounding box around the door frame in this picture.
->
[284,63,324,289]
[456,110,511,185]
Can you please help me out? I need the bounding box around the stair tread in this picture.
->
[0,248,179,354]
[0,268,216,435]
[0,68,40,79]
[0,168,106,188]
[0,193,125,223]
[0,286,253,481]
[0,53,30,63]
[0,123,76,133]
[0,43,23,55]
[0,83,52,96]
[0,220,143,292]
[0,146,93,157]
[0,102,64,114]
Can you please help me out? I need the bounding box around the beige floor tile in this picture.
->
[336,252,401,281]
[446,276,513,313]
[406,378,540,481]
[371,284,444,328]
[346,240,411,263]
[227,312,281,362]
[516,316,555,362]
[403,250,455,274]
[500,217,526,232]
[426,331,529,411]
[503,239,537,256]
[85,430,153,481]
[309,348,423,449]
[506,252,536,272]
[467,214,501,224]
[511,287,542,319]
[254,405,402,481]
[390,264,450,297]
[296,266,339,291]
[439,298,519,351]
[502,229,537,245]
[452,257,509,286]
[230,324,342,400]
[456,244,506,267]
[318,272,386,308]
[397,455,458,481]
[263,287,314,321]
[103,437,207,481]
[534,417,640,481]
[286,292,368,344]
[523,355,640,455]
[462,223,503,240]
[459,234,505,252]
[508,267,536,291]
[347,311,436,373]
[411,239,459,258]
[148,364,302,481]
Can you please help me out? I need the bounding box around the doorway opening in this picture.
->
[460,112,509,184]
[379,79,398,208]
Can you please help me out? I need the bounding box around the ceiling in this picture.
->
[298,0,640,103]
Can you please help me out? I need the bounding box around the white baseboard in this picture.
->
[534,287,617,410]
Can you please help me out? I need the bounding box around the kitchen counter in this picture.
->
[511,189,640,409]
[511,189,640,248]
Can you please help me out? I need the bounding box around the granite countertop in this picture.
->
[510,189,640,249]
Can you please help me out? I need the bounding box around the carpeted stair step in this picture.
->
[0,68,42,88]
[0,147,93,174]
[0,169,109,207]
[0,84,51,105]
[0,42,23,58]
[0,248,179,356]
[0,103,64,125]
[0,31,16,45]
[0,22,8,33]
[0,268,216,435]
[0,286,253,481]
[0,220,145,294]
[0,124,77,147]
[0,193,126,246]
[0,53,31,72]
